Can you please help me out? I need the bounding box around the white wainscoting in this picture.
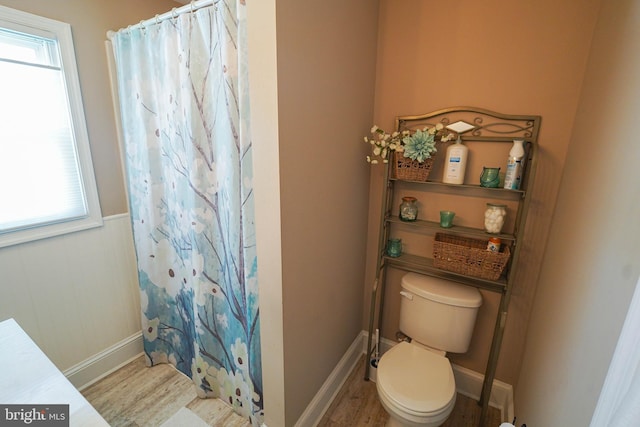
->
[0,214,142,387]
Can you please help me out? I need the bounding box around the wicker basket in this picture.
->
[393,151,434,181]
[432,233,510,281]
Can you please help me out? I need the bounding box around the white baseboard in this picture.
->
[294,333,363,427]
[64,331,143,390]
[364,331,513,422]
[452,364,514,423]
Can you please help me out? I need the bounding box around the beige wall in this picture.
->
[273,1,379,424]
[365,0,603,386]
[515,0,640,424]
[0,0,178,216]
[250,1,380,424]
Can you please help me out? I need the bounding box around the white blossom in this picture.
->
[364,124,452,165]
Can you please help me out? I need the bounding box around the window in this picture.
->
[0,6,101,247]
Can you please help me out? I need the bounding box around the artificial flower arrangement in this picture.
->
[365,123,455,164]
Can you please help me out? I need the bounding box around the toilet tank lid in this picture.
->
[401,273,482,308]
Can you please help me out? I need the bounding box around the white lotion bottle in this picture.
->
[503,139,525,189]
[442,135,468,184]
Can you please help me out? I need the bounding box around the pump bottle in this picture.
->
[503,139,525,190]
[442,135,468,184]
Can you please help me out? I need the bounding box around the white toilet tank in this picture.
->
[400,272,482,353]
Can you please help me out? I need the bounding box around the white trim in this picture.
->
[294,333,364,427]
[452,364,513,423]
[64,332,143,390]
[102,212,130,222]
[0,5,103,248]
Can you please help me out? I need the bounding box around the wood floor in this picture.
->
[81,356,250,427]
[82,355,502,427]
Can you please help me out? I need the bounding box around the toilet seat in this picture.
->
[377,341,456,418]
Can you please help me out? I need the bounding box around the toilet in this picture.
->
[376,272,482,427]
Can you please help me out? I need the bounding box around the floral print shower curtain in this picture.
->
[111,1,262,424]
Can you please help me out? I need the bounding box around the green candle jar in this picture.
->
[386,238,402,257]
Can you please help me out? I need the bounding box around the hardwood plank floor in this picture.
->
[82,354,502,427]
[81,356,250,427]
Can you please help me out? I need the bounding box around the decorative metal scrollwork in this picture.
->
[397,108,538,140]
[471,121,534,137]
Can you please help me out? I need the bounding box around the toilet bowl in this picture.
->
[375,273,482,426]
[376,341,456,427]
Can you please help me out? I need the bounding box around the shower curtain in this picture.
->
[110,1,262,425]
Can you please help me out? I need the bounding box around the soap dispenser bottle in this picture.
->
[442,135,468,184]
[504,139,525,190]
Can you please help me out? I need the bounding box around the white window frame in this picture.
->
[0,5,102,248]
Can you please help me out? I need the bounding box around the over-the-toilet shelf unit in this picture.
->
[365,106,541,427]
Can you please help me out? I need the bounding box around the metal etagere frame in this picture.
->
[365,106,541,427]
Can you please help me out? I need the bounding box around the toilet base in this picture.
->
[378,387,454,427]
[375,342,457,427]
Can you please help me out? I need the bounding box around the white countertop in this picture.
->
[0,318,109,426]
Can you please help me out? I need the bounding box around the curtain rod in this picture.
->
[107,0,217,40]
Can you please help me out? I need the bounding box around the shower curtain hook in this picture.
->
[171,8,178,19]
[155,14,160,26]
[190,1,195,13]
[139,20,145,31]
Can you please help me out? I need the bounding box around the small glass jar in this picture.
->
[399,196,418,221]
[484,203,506,234]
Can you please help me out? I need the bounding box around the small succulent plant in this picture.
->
[364,123,454,164]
